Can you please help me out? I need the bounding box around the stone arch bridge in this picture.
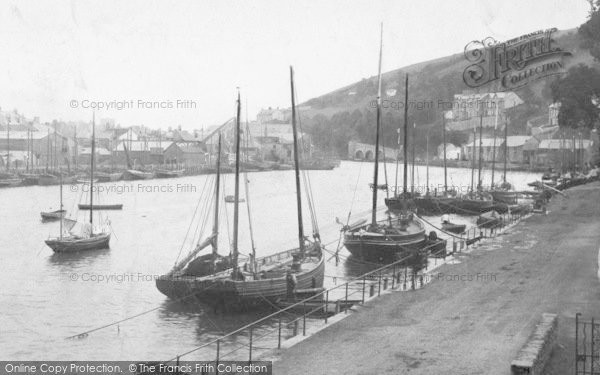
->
[348,141,401,161]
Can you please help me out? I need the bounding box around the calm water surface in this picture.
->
[0,161,539,360]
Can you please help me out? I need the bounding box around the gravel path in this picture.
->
[272,182,600,374]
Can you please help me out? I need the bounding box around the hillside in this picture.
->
[298,28,598,157]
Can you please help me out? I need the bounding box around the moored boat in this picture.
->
[45,114,111,253]
[122,169,154,180]
[344,33,432,264]
[41,209,66,221]
[155,169,185,178]
[476,210,503,228]
[78,203,123,210]
[156,76,324,310]
[441,215,466,234]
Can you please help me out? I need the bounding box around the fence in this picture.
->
[576,313,600,375]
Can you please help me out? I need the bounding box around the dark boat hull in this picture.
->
[490,190,518,204]
[155,169,185,178]
[441,223,466,234]
[343,225,428,264]
[78,204,123,210]
[41,210,66,221]
[45,233,111,253]
[122,170,154,180]
[156,248,325,310]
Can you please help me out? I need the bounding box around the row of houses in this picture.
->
[438,132,597,168]
[0,107,311,170]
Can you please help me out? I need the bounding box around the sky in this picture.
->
[0,0,592,130]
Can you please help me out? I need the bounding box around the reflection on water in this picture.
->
[0,161,540,359]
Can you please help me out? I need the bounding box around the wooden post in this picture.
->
[303,302,306,336]
[362,276,366,303]
[216,339,220,375]
[325,291,329,323]
[248,327,253,362]
[278,316,282,349]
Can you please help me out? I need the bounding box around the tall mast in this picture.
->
[6,117,9,171]
[290,66,305,254]
[90,113,95,231]
[54,126,58,172]
[470,124,476,193]
[212,133,222,258]
[477,109,483,190]
[442,112,447,193]
[371,23,383,226]
[491,102,498,188]
[231,91,242,272]
[503,110,508,182]
[244,102,256,264]
[426,133,429,194]
[46,127,50,172]
[411,123,415,194]
[59,174,63,240]
[403,74,409,195]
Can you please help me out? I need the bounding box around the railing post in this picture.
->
[592,317,595,375]
[576,312,580,374]
[216,339,220,375]
[362,276,366,303]
[392,265,396,289]
[345,283,348,313]
[325,291,329,323]
[278,316,282,349]
[411,273,415,290]
[293,320,299,336]
[378,273,382,296]
[248,327,253,363]
[303,302,307,336]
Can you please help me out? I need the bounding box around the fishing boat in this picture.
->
[40,209,66,221]
[95,171,122,182]
[20,173,40,185]
[156,77,324,310]
[122,169,154,180]
[224,195,245,203]
[441,215,466,234]
[78,203,123,210]
[45,114,111,253]
[155,169,185,178]
[344,30,429,263]
[0,178,21,187]
[476,210,503,228]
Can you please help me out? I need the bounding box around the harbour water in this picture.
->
[0,161,540,360]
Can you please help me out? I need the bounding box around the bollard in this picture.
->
[453,241,457,254]
[293,320,299,336]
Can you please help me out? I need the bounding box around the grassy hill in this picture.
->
[298,28,598,157]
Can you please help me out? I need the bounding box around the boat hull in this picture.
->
[155,169,185,178]
[78,204,123,210]
[41,210,66,221]
[45,233,111,253]
[122,170,154,180]
[156,248,325,310]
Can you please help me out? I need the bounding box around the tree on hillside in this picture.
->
[551,64,600,129]
[580,0,600,62]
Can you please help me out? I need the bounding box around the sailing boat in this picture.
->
[156,77,324,310]
[45,114,111,253]
[344,27,428,263]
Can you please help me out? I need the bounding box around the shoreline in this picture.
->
[269,181,600,374]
